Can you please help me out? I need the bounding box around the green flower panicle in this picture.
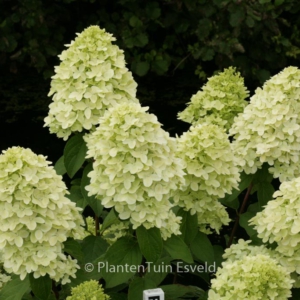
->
[208,254,293,300]
[230,66,300,182]
[84,102,185,239]
[66,280,110,300]
[178,67,249,130]
[44,25,138,140]
[174,123,240,234]
[250,177,300,275]
[0,147,85,284]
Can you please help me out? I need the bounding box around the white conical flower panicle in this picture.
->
[174,123,240,234]
[230,66,300,182]
[44,25,138,140]
[250,177,300,275]
[84,102,185,239]
[178,67,249,130]
[0,147,85,284]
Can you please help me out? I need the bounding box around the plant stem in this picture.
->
[227,183,253,247]
[52,280,59,300]
[95,214,100,236]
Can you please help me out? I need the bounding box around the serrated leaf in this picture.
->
[82,235,109,263]
[164,235,193,263]
[177,209,198,245]
[67,185,87,210]
[0,274,30,300]
[145,257,172,285]
[136,226,162,262]
[160,284,205,299]
[101,237,142,288]
[54,155,66,175]
[81,163,103,216]
[64,134,87,178]
[239,211,257,236]
[29,274,51,300]
[190,232,214,265]
[63,238,84,262]
[128,277,156,300]
[101,209,119,232]
[257,182,275,210]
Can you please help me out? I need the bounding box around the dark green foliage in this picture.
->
[1,0,300,85]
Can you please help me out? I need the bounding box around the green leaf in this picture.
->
[129,16,142,27]
[82,235,109,263]
[146,2,161,19]
[144,257,172,285]
[246,16,255,28]
[152,59,169,74]
[213,245,224,269]
[54,155,66,175]
[29,274,52,299]
[64,134,87,178]
[0,274,30,300]
[160,284,205,299]
[256,69,271,84]
[177,209,198,245]
[67,185,87,210]
[134,61,150,76]
[275,0,284,5]
[102,237,143,288]
[190,232,214,265]
[229,8,245,27]
[239,211,257,237]
[134,33,148,47]
[81,163,103,216]
[63,238,84,262]
[101,209,119,231]
[128,277,156,300]
[136,226,163,262]
[107,293,128,300]
[163,235,193,263]
[257,182,275,210]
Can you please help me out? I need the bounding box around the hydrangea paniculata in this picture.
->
[230,66,300,182]
[250,177,300,274]
[174,123,240,233]
[84,102,185,239]
[208,254,293,300]
[44,25,138,140]
[178,67,249,130]
[0,147,85,283]
[66,280,110,300]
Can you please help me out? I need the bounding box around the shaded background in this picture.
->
[1,0,300,163]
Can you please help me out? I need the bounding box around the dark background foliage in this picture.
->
[1,0,300,162]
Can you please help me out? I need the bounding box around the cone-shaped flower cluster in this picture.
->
[0,147,85,283]
[174,123,240,233]
[250,177,300,274]
[209,239,293,299]
[84,102,185,239]
[44,25,138,140]
[178,67,249,130]
[230,66,300,182]
[66,280,110,300]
